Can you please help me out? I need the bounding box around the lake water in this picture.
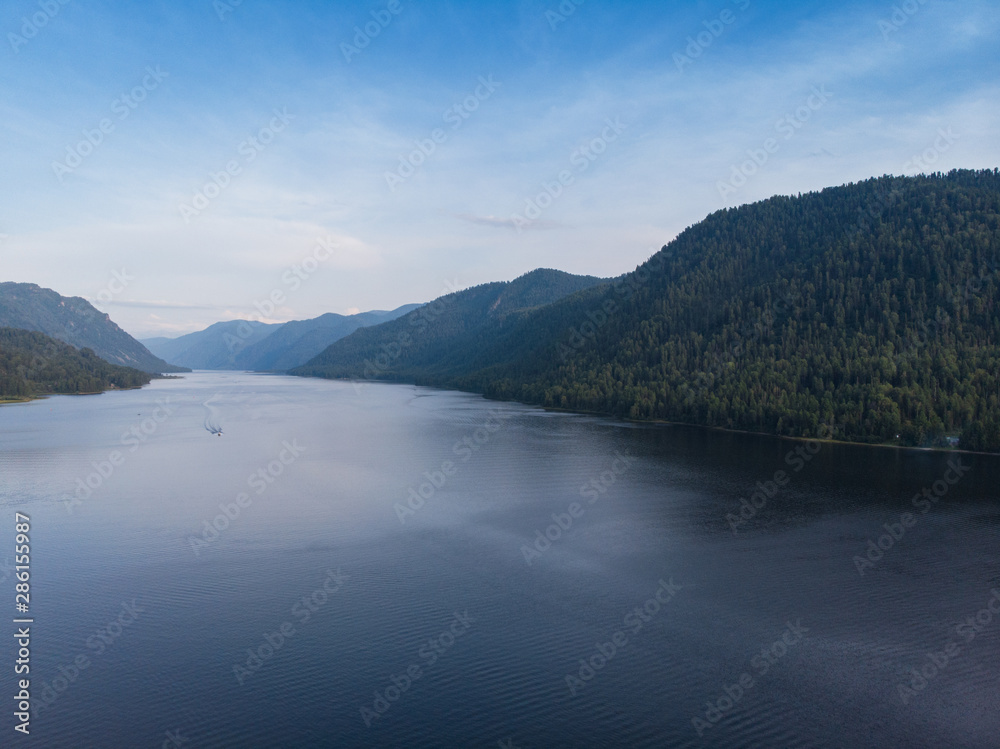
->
[1,372,998,748]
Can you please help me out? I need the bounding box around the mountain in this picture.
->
[143,305,421,371]
[291,268,609,381]
[0,283,187,374]
[292,170,1000,453]
[233,305,421,371]
[0,327,152,400]
[142,320,283,370]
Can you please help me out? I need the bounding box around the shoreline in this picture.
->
[0,384,150,406]
[640,416,994,457]
[320,374,998,458]
[536,404,996,457]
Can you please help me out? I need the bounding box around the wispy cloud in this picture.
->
[1,0,997,336]
[92,299,232,311]
[453,213,563,231]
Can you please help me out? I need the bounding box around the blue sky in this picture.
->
[1,0,998,337]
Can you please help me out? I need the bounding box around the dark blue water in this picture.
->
[1,372,998,747]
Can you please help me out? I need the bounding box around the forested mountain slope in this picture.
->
[292,269,608,381]
[296,170,1000,452]
[0,328,152,399]
[0,283,185,374]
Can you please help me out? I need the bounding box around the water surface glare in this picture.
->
[1,372,998,747]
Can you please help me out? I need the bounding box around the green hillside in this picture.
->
[294,170,1000,452]
[0,283,187,374]
[292,268,608,381]
[0,328,153,400]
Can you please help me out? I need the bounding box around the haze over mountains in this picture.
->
[141,320,282,371]
[141,305,420,371]
[4,171,998,452]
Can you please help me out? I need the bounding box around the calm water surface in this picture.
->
[1,372,998,747]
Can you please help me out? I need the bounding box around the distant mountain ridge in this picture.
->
[292,170,1000,453]
[142,304,420,371]
[142,320,282,370]
[233,306,421,371]
[291,268,609,381]
[0,282,186,374]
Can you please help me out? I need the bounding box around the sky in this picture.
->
[1,0,998,338]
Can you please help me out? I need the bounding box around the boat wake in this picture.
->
[203,396,223,435]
